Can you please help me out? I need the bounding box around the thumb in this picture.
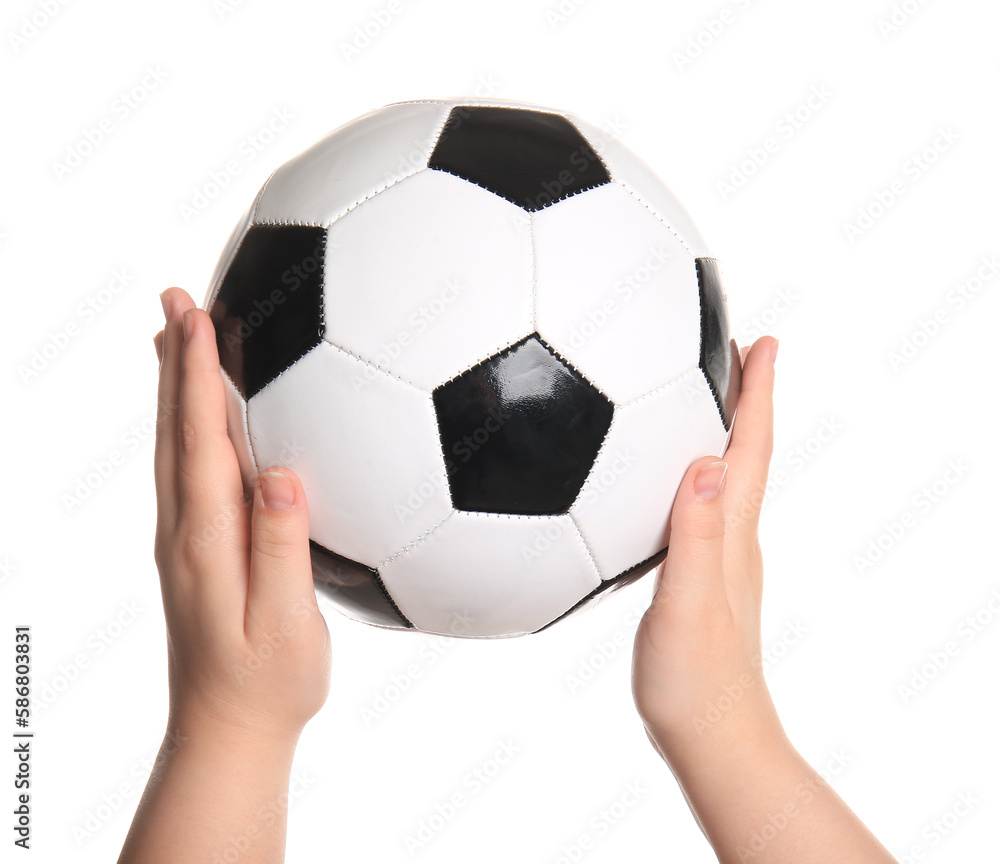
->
[651,456,729,606]
[246,467,317,624]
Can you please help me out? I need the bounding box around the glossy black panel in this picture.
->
[309,540,413,630]
[695,257,740,430]
[428,106,611,212]
[208,225,326,399]
[532,546,670,633]
[433,334,614,515]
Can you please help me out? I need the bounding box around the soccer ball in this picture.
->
[203,98,740,638]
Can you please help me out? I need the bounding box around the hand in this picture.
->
[630,338,898,863]
[153,286,331,746]
[632,335,783,760]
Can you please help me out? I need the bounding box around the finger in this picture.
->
[153,330,164,365]
[246,468,318,632]
[647,455,729,619]
[176,306,244,518]
[722,336,777,539]
[154,288,194,526]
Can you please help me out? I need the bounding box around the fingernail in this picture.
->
[770,339,779,365]
[694,461,728,500]
[259,471,295,511]
[160,291,172,322]
[182,309,194,342]
[153,331,164,363]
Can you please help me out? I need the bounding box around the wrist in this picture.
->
[164,705,302,767]
[645,680,791,777]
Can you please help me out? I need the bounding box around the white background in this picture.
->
[2,0,999,861]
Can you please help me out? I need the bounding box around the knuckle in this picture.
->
[153,515,175,567]
[252,528,294,564]
[153,535,169,571]
[179,417,198,455]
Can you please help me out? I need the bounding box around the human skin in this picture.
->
[631,337,898,863]
[117,287,331,864]
[120,288,896,863]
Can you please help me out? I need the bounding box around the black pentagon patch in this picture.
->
[433,334,614,516]
[532,546,669,634]
[428,106,611,212]
[696,258,741,431]
[310,540,413,630]
[208,225,326,399]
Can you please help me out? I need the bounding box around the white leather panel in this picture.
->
[246,341,453,566]
[379,511,601,637]
[571,367,728,579]
[323,168,534,391]
[253,101,451,227]
[533,182,701,405]
[566,113,712,259]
